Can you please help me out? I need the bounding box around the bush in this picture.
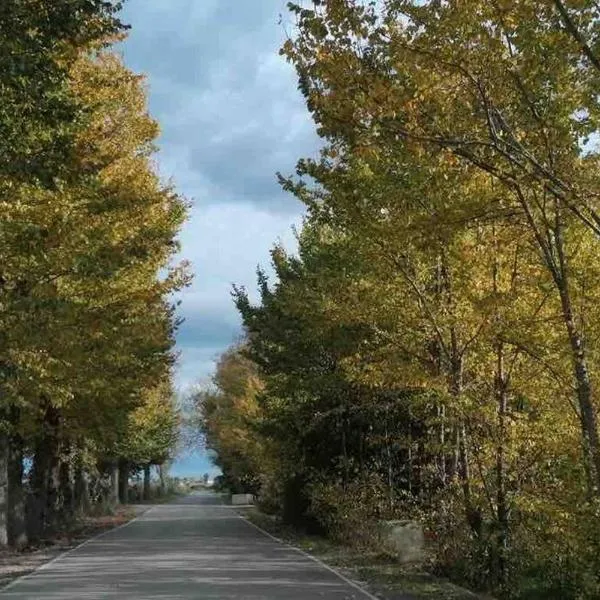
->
[282,472,324,533]
[425,487,600,599]
[508,499,600,600]
[256,472,284,516]
[308,474,394,549]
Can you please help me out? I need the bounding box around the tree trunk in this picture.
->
[564,313,600,494]
[109,462,119,507]
[437,403,447,485]
[59,457,75,524]
[74,466,90,516]
[143,465,151,501]
[0,433,9,547]
[434,255,448,487]
[29,430,60,537]
[29,404,61,535]
[449,349,481,538]
[384,410,393,509]
[7,433,27,548]
[158,464,166,497]
[491,233,509,585]
[553,214,600,495]
[407,420,413,495]
[46,450,61,531]
[29,444,48,540]
[459,423,481,537]
[522,195,600,496]
[340,407,349,487]
[118,459,129,505]
[494,343,509,586]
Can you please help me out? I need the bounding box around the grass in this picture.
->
[240,508,495,600]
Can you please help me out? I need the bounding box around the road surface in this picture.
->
[0,492,375,599]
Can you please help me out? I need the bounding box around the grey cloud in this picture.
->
[175,347,223,390]
[189,126,298,209]
[176,306,241,349]
[121,0,319,214]
[120,1,310,385]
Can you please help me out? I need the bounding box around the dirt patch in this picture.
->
[0,505,149,589]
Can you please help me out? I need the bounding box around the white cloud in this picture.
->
[173,202,302,386]
[120,1,318,394]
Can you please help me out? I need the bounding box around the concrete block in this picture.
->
[231,493,254,505]
[380,520,425,563]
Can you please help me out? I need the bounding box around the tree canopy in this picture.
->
[0,4,187,547]
[200,2,600,598]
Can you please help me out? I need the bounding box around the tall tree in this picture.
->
[282,0,600,497]
[0,0,125,185]
[0,43,189,541]
[198,346,267,495]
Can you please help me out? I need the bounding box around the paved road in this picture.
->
[0,492,375,599]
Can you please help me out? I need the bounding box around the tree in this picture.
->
[0,42,189,542]
[282,0,600,495]
[198,3,600,595]
[197,346,267,495]
[0,0,125,185]
[121,381,180,501]
[0,0,127,549]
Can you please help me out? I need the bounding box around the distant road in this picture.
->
[0,492,376,599]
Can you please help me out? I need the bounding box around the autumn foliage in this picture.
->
[0,1,186,548]
[202,2,600,598]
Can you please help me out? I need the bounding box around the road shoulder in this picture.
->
[239,508,494,600]
[0,505,149,590]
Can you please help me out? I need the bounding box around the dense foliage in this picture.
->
[196,348,266,495]
[201,1,600,598]
[0,1,186,548]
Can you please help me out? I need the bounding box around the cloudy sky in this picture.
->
[119,1,318,474]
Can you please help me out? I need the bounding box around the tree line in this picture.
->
[0,1,186,549]
[199,2,600,598]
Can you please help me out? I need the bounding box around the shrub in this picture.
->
[307,474,394,549]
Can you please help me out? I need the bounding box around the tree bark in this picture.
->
[384,409,393,508]
[29,444,48,540]
[562,307,600,493]
[437,403,447,485]
[491,231,509,585]
[29,404,62,534]
[407,420,413,495]
[46,450,61,531]
[74,465,90,516]
[118,459,129,505]
[434,256,448,487]
[450,348,481,538]
[553,211,600,494]
[109,462,119,507]
[0,433,9,547]
[494,343,509,586]
[143,464,151,501]
[341,409,349,488]
[158,464,166,497]
[459,423,481,537]
[59,457,75,524]
[29,424,60,537]
[520,193,600,496]
[7,432,27,548]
